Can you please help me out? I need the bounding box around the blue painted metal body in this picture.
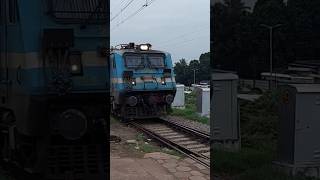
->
[0,0,108,178]
[110,47,176,119]
[0,0,108,135]
[0,0,107,95]
[111,49,176,92]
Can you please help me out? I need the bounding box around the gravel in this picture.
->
[163,116,210,135]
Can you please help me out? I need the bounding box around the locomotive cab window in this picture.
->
[148,54,165,68]
[124,54,144,69]
[0,0,19,24]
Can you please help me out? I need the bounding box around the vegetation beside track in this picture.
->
[111,116,183,157]
[128,133,183,158]
[214,91,319,180]
[170,92,209,124]
[0,168,11,180]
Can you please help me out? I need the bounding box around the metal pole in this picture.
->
[270,27,273,90]
[260,24,282,90]
[193,69,196,85]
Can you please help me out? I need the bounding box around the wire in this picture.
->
[110,0,135,22]
[111,0,156,30]
[156,27,209,46]
[156,35,208,49]
[111,0,126,11]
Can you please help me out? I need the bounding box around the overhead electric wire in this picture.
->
[156,35,208,49]
[111,0,157,31]
[156,26,209,46]
[111,0,126,13]
[111,0,126,11]
[110,0,135,22]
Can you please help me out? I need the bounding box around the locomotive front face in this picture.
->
[0,0,108,178]
[0,0,107,137]
[111,45,176,119]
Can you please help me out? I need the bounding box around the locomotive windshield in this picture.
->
[124,53,165,69]
[47,0,107,23]
[125,55,144,68]
[148,55,165,68]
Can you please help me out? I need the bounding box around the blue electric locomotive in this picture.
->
[0,0,107,179]
[110,43,176,120]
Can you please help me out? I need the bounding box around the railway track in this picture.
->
[129,118,210,168]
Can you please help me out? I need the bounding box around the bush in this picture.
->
[170,92,209,124]
[214,148,273,175]
[239,91,279,151]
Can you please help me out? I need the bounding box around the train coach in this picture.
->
[0,0,108,179]
[110,43,176,121]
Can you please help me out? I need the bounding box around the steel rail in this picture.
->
[129,121,210,168]
[159,118,210,140]
[158,118,210,160]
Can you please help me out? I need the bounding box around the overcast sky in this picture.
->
[110,0,210,63]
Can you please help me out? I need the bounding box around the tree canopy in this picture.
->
[213,0,320,78]
[174,52,210,85]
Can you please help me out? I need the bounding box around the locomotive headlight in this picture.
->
[131,80,136,86]
[69,52,83,75]
[139,44,151,51]
[161,77,166,85]
[130,78,136,86]
[71,64,79,72]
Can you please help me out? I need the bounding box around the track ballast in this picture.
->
[129,118,210,168]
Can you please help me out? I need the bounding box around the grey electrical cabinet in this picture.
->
[211,72,239,141]
[172,84,185,108]
[195,87,210,117]
[278,84,320,165]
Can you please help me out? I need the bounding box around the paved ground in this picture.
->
[110,118,210,180]
[111,152,210,180]
[111,155,174,180]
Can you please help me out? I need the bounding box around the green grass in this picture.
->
[214,148,273,175]
[0,177,9,180]
[214,148,319,180]
[214,91,319,180]
[236,166,318,180]
[110,116,118,124]
[170,92,209,124]
[132,133,183,158]
[0,170,11,180]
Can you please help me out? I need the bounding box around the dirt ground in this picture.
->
[110,117,210,180]
[110,118,144,158]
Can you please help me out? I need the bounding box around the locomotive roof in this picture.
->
[111,49,169,55]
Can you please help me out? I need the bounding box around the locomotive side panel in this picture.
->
[1,0,108,136]
[0,0,109,178]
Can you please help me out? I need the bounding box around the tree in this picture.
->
[199,52,210,81]
[286,0,320,60]
[174,59,188,85]
[188,60,200,85]
[173,53,211,85]
[213,0,249,72]
[251,0,287,71]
